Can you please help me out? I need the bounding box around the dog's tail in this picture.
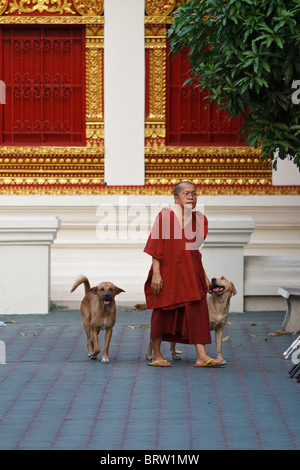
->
[70,276,91,295]
[134,303,147,311]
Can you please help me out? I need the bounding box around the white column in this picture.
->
[104,0,145,186]
[0,216,60,314]
[202,216,256,312]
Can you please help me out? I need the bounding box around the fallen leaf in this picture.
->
[239,343,245,346]
[222,335,229,342]
[4,320,18,324]
[226,321,232,325]
[262,338,269,343]
[20,331,26,336]
[37,322,43,326]
[128,324,150,330]
[268,330,287,336]
[250,323,256,326]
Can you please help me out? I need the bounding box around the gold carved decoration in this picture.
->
[144,146,274,196]
[6,0,75,14]
[0,0,103,15]
[86,25,103,148]
[0,2,298,195]
[0,146,104,195]
[145,0,176,17]
[0,0,104,194]
[0,0,8,15]
[86,38,103,122]
[147,50,166,122]
[73,0,103,16]
[142,8,299,196]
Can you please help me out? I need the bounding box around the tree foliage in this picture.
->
[168,0,300,170]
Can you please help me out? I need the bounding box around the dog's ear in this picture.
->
[230,282,237,296]
[115,287,125,295]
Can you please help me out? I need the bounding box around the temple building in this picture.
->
[0,0,299,314]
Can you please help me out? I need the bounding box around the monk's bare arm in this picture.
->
[151,257,163,295]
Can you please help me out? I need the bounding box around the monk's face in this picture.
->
[174,183,197,210]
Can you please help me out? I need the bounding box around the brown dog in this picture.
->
[135,275,237,364]
[71,276,124,362]
[207,276,237,363]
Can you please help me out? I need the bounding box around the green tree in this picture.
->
[168,0,300,170]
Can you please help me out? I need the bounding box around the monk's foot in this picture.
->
[195,356,224,367]
[148,354,171,367]
[152,354,166,363]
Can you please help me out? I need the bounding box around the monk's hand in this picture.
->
[151,273,163,295]
[205,276,211,294]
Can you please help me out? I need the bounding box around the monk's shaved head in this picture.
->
[173,181,196,197]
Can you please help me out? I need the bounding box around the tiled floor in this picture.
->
[0,308,299,450]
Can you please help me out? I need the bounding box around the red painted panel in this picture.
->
[166,42,245,146]
[1,26,85,146]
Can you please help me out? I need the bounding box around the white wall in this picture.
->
[272,157,300,186]
[0,195,299,312]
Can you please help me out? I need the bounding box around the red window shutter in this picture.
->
[166,43,245,146]
[1,26,85,146]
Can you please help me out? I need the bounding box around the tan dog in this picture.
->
[207,276,237,363]
[135,275,236,364]
[71,276,124,362]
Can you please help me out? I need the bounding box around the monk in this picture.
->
[144,181,223,367]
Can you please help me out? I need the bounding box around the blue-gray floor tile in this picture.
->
[0,309,300,451]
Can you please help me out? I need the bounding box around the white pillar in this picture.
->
[0,216,60,314]
[104,0,145,186]
[202,216,256,312]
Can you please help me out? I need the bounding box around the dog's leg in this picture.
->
[90,327,101,359]
[214,327,226,364]
[146,339,153,361]
[102,328,113,363]
[170,342,181,360]
[83,321,94,358]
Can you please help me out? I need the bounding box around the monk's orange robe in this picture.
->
[144,208,211,345]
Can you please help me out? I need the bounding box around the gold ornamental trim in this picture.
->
[6,0,75,15]
[0,146,103,154]
[73,0,103,16]
[0,0,8,15]
[0,0,103,17]
[145,0,176,17]
[0,2,298,196]
[1,178,299,196]
[0,15,103,24]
